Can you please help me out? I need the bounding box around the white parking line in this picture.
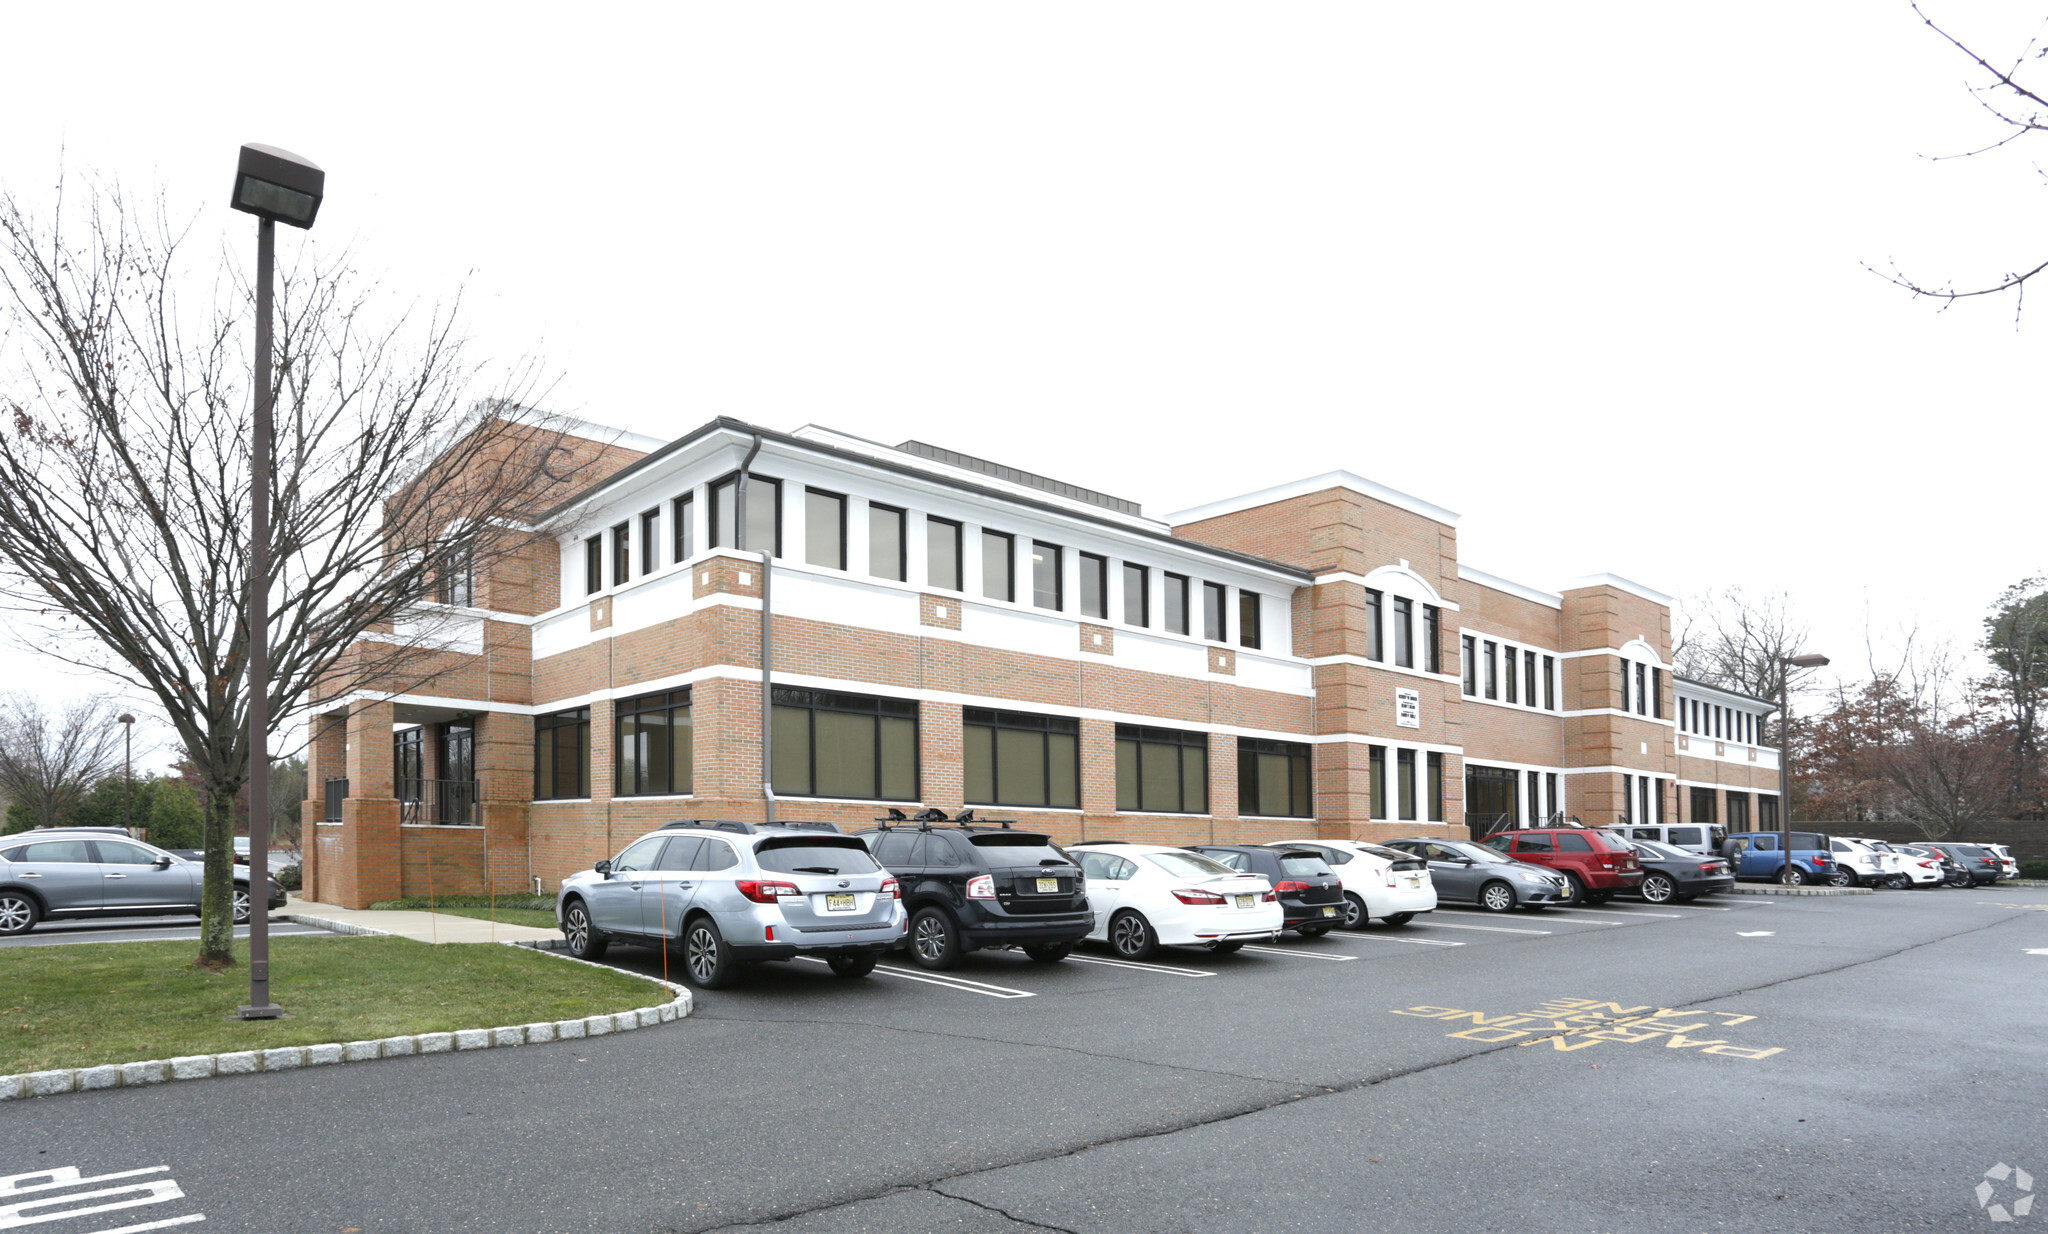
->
[1237,944,1357,961]
[1412,921,1552,935]
[1576,907,1687,918]
[793,957,1035,998]
[1323,932,1465,947]
[1066,955,1217,978]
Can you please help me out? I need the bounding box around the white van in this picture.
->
[1604,823,1728,857]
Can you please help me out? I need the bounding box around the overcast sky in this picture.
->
[2,2,2039,767]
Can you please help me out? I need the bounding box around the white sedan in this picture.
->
[1071,843,1284,959]
[1861,839,1944,887]
[1264,839,1437,928]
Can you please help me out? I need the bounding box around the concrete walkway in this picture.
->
[279,895,562,945]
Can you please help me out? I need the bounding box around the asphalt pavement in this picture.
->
[4,884,2044,1232]
[0,916,342,948]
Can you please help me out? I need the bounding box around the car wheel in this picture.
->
[1381,912,1416,926]
[1884,874,1909,890]
[1023,943,1073,963]
[1479,881,1517,913]
[1780,867,1807,887]
[1640,873,1676,904]
[1560,873,1588,906]
[908,908,963,971]
[1827,867,1856,888]
[0,892,38,936]
[232,887,252,924]
[1108,910,1159,960]
[1340,893,1369,930]
[682,917,739,989]
[562,900,608,959]
[827,953,877,978]
[1296,925,1333,938]
[1946,869,1971,888]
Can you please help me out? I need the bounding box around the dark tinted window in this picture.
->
[1556,833,1593,853]
[1588,830,1633,852]
[1278,855,1331,878]
[1514,833,1554,853]
[967,834,1071,867]
[753,839,881,875]
[1791,832,1828,850]
[872,833,917,864]
[697,841,739,872]
[656,836,703,870]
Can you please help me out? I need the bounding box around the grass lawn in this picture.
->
[367,894,558,931]
[1,936,663,1075]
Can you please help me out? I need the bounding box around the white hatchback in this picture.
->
[1264,839,1437,928]
[1070,843,1284,959]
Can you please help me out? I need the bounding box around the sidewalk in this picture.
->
[279,895,562,945]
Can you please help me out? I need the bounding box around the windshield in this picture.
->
[753,839,882,876]
[967,834,1073,867]
[1145,850,1239,879]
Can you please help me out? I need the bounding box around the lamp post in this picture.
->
[117,715,134,834]
[1777,652,1829,885]
[230,144,324,1020]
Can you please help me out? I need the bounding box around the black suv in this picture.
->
[1185,845,1345,935]
[856,811,1092,969]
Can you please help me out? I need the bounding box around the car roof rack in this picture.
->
[657,819,756,835]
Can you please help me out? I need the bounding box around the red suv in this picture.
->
[1480,827,1644,905]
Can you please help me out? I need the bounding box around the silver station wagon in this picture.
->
[555,820,906,988]
[0,828,288,935]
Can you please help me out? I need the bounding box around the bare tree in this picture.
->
[0,693,124,831]
[1673,588,1815,741]
[0,178,598,966]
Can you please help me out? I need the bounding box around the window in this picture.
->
[1393,597,1413,668]
[1483,641,1498,699]
[1726,792,1750,831]
[616,689,692,797]
[1203,581,1227,641]
[982,530,1014,601]
[1524,651,1537,708]
[1031,541,1062,610]
[1427,752,1445,821]
[771,688,918,801]
[1079,552,1107,619]
[1515,831,1553,853]
[1620,661,1630,712]
[611,836,667,873]
[436,548,474,607]
[1758,794,1779,831]
[710,472,781,555]
[1640,775,1652,825]
[1654,777,1666,824]
[672,494,695,563]
[534,707,590,800]
[1690,786,1718,827]
[1369,745,1386,818]
[1238,738,1311,818]
[1544,656,1556,710]
[1123,563,1148,627]
[1423,606,1441,673]
[964,709,1079,809]
[1622,773,1634,823]
[1465,764,1520,829]
[1528,771,1541,825]
[1651,668,1663,719]
[870,503,906,581]
[1556,833,1593,854]
[1397,749,1416,821]
[609,522,631,587]
[94,840,159,865]
[805,489,846,570]
[1462,635,1477,695]
[927,517,961,590]
[1238,591,1261,650]
[1504,645,1518,704]
[638,509,659,576]
[1365,589,1383,661]
[1635,663,1648,716]
[1115,725,1207,813]
[1163,573,1190,635]
[584,535,602,595]
[394,727,423,801]
[1545,772,1558,822]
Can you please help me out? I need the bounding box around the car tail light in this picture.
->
[1698,862,1721,873]
[1919,861,1938,869]
[879,878,900,899]
[1273,880,1310,893]
[764,925,775,941]
[1260,889,1278,903]
[1384,867,1398,887]
[966,875,997,900]
[1171,888,1226,905]
[736,879,800,904]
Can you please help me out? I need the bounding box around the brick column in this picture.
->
[920,701,963,813]
[475,710,532,895]
[1078,717,1118,840]
[300,710,347,902]
[1208,732,1238,844]
[330,700,400,909]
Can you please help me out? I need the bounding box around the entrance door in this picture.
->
[440,725,475,825]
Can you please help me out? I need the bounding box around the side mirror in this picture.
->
[153,855,172,869]
[1457,857,1475,866]
[594,859,613,877]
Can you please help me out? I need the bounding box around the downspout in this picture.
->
[736,433,775,825]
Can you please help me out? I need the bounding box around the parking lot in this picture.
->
[6,882,2043,1233]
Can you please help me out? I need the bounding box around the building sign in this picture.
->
[1395,688,1420,728]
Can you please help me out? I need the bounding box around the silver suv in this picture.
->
[555,820,905,988]
[0,828,288,935]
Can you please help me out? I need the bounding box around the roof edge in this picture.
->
[1457,564,1563,610]
[1163,470,1460,529]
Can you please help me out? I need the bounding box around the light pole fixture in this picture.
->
[231,143,323,1021]
[117,715,135,834]
[1777,652,1829,884]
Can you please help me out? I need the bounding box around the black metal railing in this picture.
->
[398,777,479,826]
[323,777,349,822]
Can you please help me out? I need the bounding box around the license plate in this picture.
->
[1407,876,1421,887]
[1321,906,1337,917]
[1036,878,1059,893]
[1235,894,1255,909]
[825,893,856,912]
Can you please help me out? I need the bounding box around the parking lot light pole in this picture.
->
[1777,652,1829,885]
[230,144,324,1020]
[117,714,134,834]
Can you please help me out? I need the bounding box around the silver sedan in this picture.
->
[1383,839,1570,912]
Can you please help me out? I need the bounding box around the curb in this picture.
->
[1723,884,1874,896]
[276,912,398,938]
[0,936,690,1103]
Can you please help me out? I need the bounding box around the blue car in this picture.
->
[1721,831,1834,885]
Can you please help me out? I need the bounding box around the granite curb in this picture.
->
[1722,884,1875,896]
[0,937,690,1102]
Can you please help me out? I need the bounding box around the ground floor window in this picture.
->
[617,690,692,796]
[1726,791,1750,831]
[1466,764,1520,832]
[1429,752,1446,822]
[1239,738,1311,818]
[965,709,1079,808]
[1758,793,1778,831]
[535,707,590,799]
[1690,785,1719,828]
[772,688,918,801]
[1116,725,1207,813]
